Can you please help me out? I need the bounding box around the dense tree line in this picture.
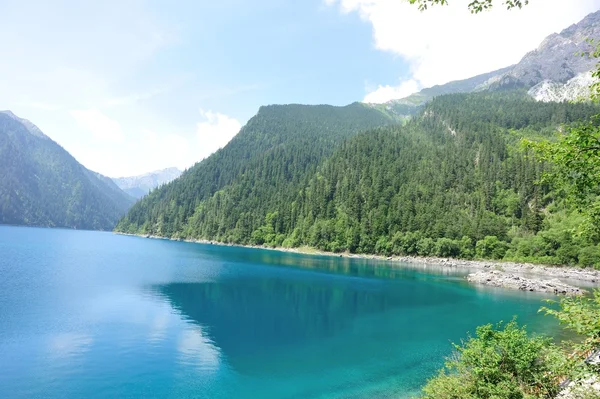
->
[117,103,397,237]
[116,92,600,268]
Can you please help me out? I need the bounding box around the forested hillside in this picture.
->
[116,92,600,267]
[0,111,135,230]
[116,102,397,236]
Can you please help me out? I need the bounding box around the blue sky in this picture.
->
[1,0,599,176]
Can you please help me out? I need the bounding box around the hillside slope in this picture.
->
[117,92,600,267]
[0,111,135,230]
[116,103,397,237]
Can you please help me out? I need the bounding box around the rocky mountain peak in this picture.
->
[376,10,600,114]
[561,9,600,39]
[498,10,600,88]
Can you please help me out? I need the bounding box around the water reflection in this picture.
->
[182,243,471,281]
[0,228,563,399]
[176,327,222,372]
[48,332,93,360]
[151,270,473,374]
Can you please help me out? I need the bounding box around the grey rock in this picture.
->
[493,11,600,89]
[467,270,586,296]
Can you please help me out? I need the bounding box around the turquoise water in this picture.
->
[0,226,560,398]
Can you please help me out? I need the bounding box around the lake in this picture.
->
[0,226,560,398]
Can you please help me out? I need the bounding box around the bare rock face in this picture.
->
[467,270,586,296]
[528,72,595,102]
[493,11,600,90]
[378,10,600,116]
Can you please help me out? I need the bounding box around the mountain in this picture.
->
[527,71,595,102]
[113,167,182,199]
[0,111,135,230]
[116,102,398,237]
[115,91,600,266]
[493,10,600,90]
[116,11,600,267]
[388,66,514,108]
[377,10,600,115]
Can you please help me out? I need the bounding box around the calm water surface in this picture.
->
[0,226,560,398]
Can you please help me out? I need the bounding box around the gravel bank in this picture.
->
[467,270,586,296]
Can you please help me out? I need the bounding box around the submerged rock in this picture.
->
[467,270,586,296]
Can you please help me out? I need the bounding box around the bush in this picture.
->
[458,236,475,259]
[374,236,392,256]
[556,242,579,265]
[476,236,509,260]
[401,231,423,255]
[417,237,436,256]
[578,246,600,269]
[328,240,343,253]
[435,237,460,258]
[421,320,568,399]
[391,231,423,255]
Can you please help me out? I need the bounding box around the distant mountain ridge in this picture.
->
[113,167,182,199]
[0,111,135,230]
[375,10,600,115]
[390,66,514,107]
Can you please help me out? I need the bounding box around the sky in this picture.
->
[1,0,599,177]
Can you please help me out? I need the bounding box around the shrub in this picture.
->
[417,237,436,256]
[421,320,568,399]
[476,236,509,260]
[458,236,475,259]
[435,237,460,258]
[578,246,600,269]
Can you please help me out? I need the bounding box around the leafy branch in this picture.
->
[408,0,529,13]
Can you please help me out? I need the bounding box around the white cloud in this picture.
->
[177,327,221,371]
[364,79,420,103]
[327,0,600,103]
[195,109,242,160]
[15,101,62,111]
[70,109,123,142]
[53,108,244,177]
[0,0,182,176]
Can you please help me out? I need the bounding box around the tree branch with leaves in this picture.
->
[408,0,529,13]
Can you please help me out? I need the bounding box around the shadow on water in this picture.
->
[150,271,473,373]
[141,242,565,397]
[162,240,472,282]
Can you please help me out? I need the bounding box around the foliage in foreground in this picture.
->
[525,120,600,242]
[420,291,600,399]
[421,320,569,399]
[542,291,600,364]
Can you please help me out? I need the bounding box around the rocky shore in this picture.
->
[467,270,586,296]
[388,256,600,284]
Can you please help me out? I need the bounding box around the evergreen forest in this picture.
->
[116,91,600,268]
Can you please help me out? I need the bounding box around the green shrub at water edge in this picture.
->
[421,291,600,398]
[420,320,569,399]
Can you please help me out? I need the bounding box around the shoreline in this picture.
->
[116,232,600,293]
